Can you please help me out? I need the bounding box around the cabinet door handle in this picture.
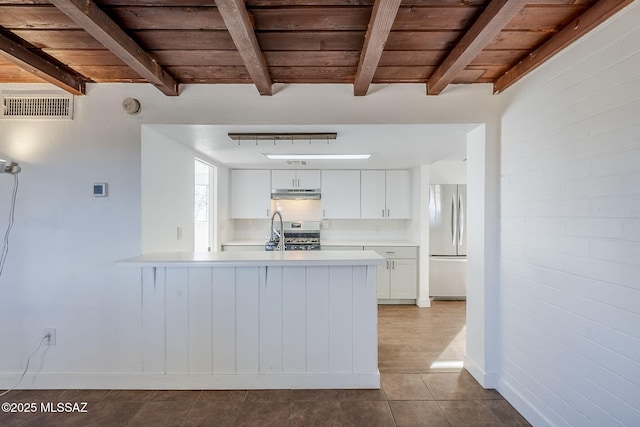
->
[297,178,300,187]
[381,209,385,217]
[292,178,295,187]
[387,209,390,217]
[386,260,390,270]
[392,261,395,269]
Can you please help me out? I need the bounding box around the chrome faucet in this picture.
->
[270,211,285,251]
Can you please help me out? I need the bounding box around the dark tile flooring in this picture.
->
[1,302,530,426]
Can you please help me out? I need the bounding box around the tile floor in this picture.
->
[0,301,530,426]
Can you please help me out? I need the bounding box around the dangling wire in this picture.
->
[0,171,20,280]
[0,334,48,397]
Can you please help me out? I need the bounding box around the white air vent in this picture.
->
[286,160,308,166]
[2,95,74,119]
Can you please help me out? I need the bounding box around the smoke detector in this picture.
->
[122,98,141,115]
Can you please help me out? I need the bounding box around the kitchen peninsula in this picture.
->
[116,250,385,389]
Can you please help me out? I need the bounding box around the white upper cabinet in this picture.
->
[321,170,360,219]
[296,170,321,189]
[360,170,387,219]
[385,170,412,219]
[231,168,409,220]
[230,169,272,219]
[271,170,320,189]
[361,170,411,219]
[271,170,296,189]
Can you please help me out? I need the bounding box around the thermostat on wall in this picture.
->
[93,183,108,197]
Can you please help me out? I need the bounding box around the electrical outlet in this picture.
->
[43,328,56,346]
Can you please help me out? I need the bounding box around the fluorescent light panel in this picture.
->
[264,154,372,160]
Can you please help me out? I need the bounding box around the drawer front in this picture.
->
[364,246,417,259]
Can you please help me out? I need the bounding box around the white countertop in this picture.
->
[117,250,386,268]
[323,239,418,247]
[222,240,266,246]
[222,240,418,247]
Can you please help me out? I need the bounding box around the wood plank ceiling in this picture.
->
[0,0,633,97]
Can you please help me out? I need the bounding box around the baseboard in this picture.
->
[377,299,416,305]
[0,372,380,390]
[463,356,498,389]
[431,296,466,301]
[497,377,553,427]
[463,359,552,427]
[416,297,431,307]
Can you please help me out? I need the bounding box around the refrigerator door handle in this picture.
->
[451,194,457,247]
[458,193,464,246]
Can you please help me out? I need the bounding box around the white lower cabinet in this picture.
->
[388,259,417,299]
[366,246,417,300]
[375,261,391,299]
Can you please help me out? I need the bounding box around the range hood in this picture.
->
[271,189,321,200]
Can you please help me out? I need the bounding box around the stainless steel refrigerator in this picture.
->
[429,184,467,299]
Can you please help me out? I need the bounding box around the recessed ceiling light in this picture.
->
[264,154,372,160]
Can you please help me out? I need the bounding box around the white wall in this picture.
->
[140,127,232,252]
[141,126,195,252]
[429,160,467,184]
[498,2,640,425]
[0,82,499,387]
[411,165,431,307]
[0,87,143,375]
[465,124,501,387]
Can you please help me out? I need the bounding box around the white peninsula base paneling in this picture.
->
[139,264,379,389]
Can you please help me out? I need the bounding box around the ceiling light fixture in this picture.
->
[264,154,372,160]
[229,133,337,141]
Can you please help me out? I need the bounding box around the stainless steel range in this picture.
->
[265,221,321,251]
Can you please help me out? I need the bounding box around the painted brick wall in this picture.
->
[498,3,640,426]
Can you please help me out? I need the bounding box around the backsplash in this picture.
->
[234,219,273,241]
[233,218,413,242]
[271,199,322,221]
[321,219,412,241]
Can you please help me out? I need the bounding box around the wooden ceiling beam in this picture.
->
[427,0,526,95]
[49,0,179,96]
[353,0,401,96]
[0,31,85,95]
[494,0,634,94]
[214,0,272,95]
